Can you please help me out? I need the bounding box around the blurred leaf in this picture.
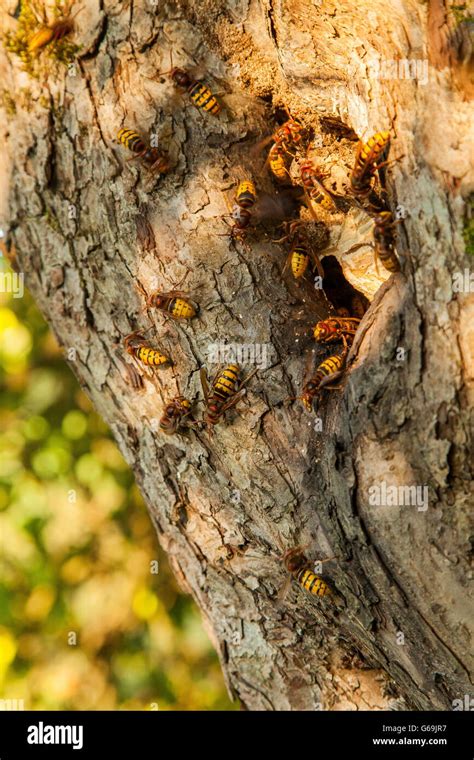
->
[132,587,158,621]
[62,411,87,440]
[23,416,50,441]
[24,585,56,622]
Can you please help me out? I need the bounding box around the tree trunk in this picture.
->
[1,0,472,711]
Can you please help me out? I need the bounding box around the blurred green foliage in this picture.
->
[0,256,234,711]
[463,193,474,256]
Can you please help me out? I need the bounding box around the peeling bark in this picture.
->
[1,0,473,710]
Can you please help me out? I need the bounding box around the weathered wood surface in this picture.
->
[1,0,473,710]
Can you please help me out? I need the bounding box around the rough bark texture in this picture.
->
[1,0,473,710]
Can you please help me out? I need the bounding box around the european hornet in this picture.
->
[271,109,306,154]
[124,329,172,368]
[28,1,80,54]
[253,107,306,182]
[146,291,199,320]
[117,128,170,175]
[158,52,221,115]
[277,545,335,601]
[200,363,257,430]
[313,317,361,346]
[350,130,391,206]
[159,396,197,435]
[221,179,257,245]
[275,220,324,280]
[372,210,401,273]
[300,339,349,411]
[221,179,298,247]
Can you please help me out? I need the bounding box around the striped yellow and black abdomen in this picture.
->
[291,246,310,279]
[310,181,335,211]
[117,129,146,154]
[376,244,400,272]
[379,254,400,272]
[319,354,345,378]
[296,568,331,597]
[169,298,196,319]
[188,81,221,114]
[359,131,391,168]
[352,132,390,192]
[361,130,390,158]
[213,364,239,400]
[136,346,169,366]
[236,181,257,209]
[269,144,288,180]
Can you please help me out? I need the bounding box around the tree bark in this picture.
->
[1,0,473,710]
